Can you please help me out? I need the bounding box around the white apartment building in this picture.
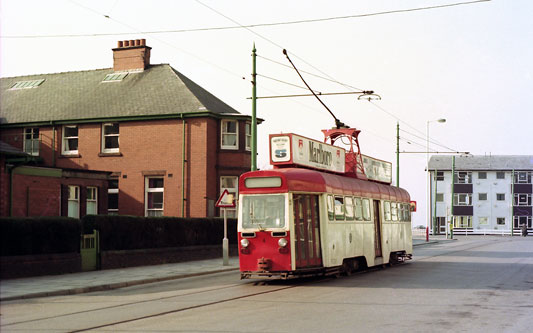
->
[428,155,533,235]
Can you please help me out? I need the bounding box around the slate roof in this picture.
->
[428,155,533,171]
[0,140,28,156]
[0,64,241,125]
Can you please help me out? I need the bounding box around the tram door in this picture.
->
[373,200,383,258]
[293,194,322,268]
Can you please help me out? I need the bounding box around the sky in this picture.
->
[1,0,532,227]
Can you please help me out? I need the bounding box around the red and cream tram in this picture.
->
[238,129,413,279]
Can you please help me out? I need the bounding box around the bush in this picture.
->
[0,217,81,256]
[81,215,237,251]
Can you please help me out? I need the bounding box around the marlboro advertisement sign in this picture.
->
[269,133,345,173]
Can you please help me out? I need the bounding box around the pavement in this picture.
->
[0,237,450,302]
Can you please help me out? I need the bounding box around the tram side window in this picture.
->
[327,195,334,220]
[400,204,406,221]
[334,196,345,221]
[354,197,363,221]
[391,202,398,221]
[345,197,354,221]
[362,198,371,221]
[384,201,391,221]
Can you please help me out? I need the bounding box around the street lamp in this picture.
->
[426,118,446,240]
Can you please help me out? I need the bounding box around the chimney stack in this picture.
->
[112,39,151,72]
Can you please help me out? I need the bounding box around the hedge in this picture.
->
[82,215,237,251]
[1,215,238,256]
[0,217,81,256]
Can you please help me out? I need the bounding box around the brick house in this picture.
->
[1,39,254,218]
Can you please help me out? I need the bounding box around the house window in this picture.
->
[108,179,119,215]
[345,197,354,221]
[453,193,472,206]
[436,193,444,202]
[86,187,98,215]
[478,193,487,201]
[362,198,371,221]
[514,171,532,184]
[514,216,532,228]
[514,193,532,206]
[245,121,251,151]
[478,172,487,179]
[220,176,238,218]
[497,217,506,225]
[454,171,472,184]
[102,123,119,153]
[496,193,505,201]
[62,125,79,155]
[478,217,489,225]
[384,201,391,221]
[24,128,40,156]
[334,196,345,221]
[145,177,164,217]
[221,120,238,149]
[496,172,505,179]
[436,171,444,181]
[67,185,80,218]
[453,216,472,228]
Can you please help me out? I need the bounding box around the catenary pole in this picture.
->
[396,122,400,187]
[251,44,257,171]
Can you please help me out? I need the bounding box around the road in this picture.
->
[1,236,532,332]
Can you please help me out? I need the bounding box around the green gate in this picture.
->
[81,230,100,271]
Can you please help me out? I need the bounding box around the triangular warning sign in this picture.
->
[215,189,235,208]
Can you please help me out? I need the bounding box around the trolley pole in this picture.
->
[251,44,258,171]
[450,155,455,239]
[396,122,400,187]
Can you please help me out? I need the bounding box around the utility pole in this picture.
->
[396,122,400,187]
[251,44,257,171]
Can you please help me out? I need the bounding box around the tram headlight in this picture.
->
[240,239,250,248]
[278,238,288,248]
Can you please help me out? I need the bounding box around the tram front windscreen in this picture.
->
[241,194,286,229]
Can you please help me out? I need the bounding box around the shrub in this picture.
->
[81,215,237,251]
[0,217,81,256]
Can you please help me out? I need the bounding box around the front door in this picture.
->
[293,194,322,268]
[373,200,382,258]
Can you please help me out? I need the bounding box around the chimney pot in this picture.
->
[135,39,141,46]
[124,40,130,47]
[118,41,123,48]
[141,39,146,46]
[130,40,135,46]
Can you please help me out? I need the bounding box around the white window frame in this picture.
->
[515,171,532,184]
[478,216,489,225]
[245,121,251,151]
[496,217,506,225]
[514,216,532,228]
[454,193,472,206]
[478,193,487,201]
[453,216,472,228]
[514,193,532,206]
[496,172,505,179]
[454,171,472,184]
[362,198,371,221]
[86,187,98,215]
[221,119,238,150]
[436,171,444,181]
[334,196,345,221]
[478,172,487,179]
[496,193,505,201]
[67,185,80,218]
[108,179,119,214]
[220,176,238,218]
[62,125,79,155]
[345,196,354,221]
[23,127,40,156]
[102,123,120,153]
[145,177,164,217]
[436,193,444,202]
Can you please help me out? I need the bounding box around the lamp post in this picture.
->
[427,118,446,239]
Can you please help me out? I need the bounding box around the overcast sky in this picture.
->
[1,0,532,227]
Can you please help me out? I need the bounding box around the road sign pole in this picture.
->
[222,208,229,266]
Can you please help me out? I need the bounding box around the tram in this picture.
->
[238,128,413,279]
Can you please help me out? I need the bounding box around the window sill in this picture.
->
[99,152,123,157]
[60,153,81,158]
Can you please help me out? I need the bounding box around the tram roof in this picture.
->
[240,168,410,202]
